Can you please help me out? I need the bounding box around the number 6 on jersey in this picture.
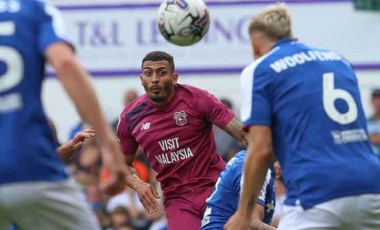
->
[323,72,358,125]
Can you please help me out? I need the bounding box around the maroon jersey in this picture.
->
[117,84,234,199]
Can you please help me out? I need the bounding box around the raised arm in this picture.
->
[57,128,95,164]
[46,42,130,194]
[223,117,248,148]
[370,133,380,145]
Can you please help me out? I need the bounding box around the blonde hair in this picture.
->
[248,4,293,40]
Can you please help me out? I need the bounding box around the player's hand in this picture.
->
[70,128,95,151]
[135,181,160,215]
[58,128,95,163]
[99,139,130,196]
[224,211,250,230]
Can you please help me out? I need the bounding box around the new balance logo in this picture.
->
[141,123,151,130]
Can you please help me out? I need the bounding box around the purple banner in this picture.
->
[46,62,380,78]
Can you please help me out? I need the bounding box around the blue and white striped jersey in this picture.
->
[201,150,275,229]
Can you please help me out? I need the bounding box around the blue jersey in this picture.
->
[0,0,69,184]
[201,150,275,229]
[241,38,380,209]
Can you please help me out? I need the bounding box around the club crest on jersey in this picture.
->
[173,111,187,126]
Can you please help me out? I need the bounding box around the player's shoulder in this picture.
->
[222,150,246,185]
[20,0,62,17]
[30,0,48,8]
[175,83,215,105]
[120,94,149,121]
[176,83,209,96]
[241,46,282,81]
[226,150,246,168]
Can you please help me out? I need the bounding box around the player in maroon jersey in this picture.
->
[116,51,247,230]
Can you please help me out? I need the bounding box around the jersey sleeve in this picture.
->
[240,63,273,129]
[36,0,74,54]
[116,115,139,156]
[196,89,235,129]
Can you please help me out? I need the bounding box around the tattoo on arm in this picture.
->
[223,117,248,147]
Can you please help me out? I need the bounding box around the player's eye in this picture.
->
[143,70,152,76]
[158,70,167,76]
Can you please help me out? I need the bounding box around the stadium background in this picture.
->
[32,0,380,229]
[45,0,380,143]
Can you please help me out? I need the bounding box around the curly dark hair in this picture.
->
[142,51,175,72]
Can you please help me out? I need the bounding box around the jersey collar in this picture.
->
[272,38,297,49]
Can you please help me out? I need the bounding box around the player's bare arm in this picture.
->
[370,133,380,145]
[224,126,273,230]
[46,42,130,195]
[223,117,248,147]
[250,205,276,230]
[124,154,160,215]
[57,128,95,164]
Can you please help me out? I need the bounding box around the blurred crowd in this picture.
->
[48,87,380,230]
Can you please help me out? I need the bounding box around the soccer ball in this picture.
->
[157,0,210,46]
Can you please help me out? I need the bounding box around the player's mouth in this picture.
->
[150,86,161,92]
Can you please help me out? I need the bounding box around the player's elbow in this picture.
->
[46,43,79,75]
[52,56,79,77]
[257,150,273,162]
[250,144,273,160]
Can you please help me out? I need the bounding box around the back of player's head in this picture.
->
[248,3,293,41]
[142,51,175,72]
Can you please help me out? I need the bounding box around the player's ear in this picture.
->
[172,72,178,83]
[139,74,143,85]
[250,32,261,60]
[252,40,261,60]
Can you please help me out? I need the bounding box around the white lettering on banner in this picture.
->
[270,51,342,73]
[331,128,368,144]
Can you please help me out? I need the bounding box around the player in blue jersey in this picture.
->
[225,4,380,230]
[0,0,128,229]
[201,150,277,230]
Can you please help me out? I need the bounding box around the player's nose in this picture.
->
[151,73,159,82]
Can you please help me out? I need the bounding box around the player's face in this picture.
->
[140,60,178,106]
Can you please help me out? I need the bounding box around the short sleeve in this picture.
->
[240,63,273,129]
[36,1,74,54]
[196,89,235,129]
[116,115,139,156]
